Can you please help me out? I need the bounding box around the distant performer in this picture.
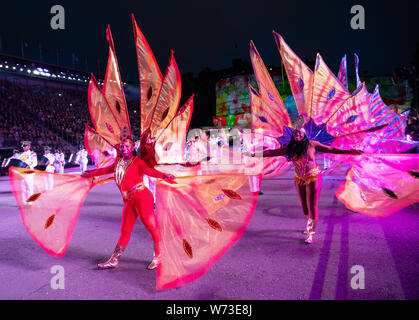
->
[54,149,65,174]
[43,146,56,173]
[18,141,38,169]
[76,145,89,174]
[16,141,38,204]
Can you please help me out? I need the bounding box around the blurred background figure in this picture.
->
[75,145,88,174]
[43,146,55,191]
[54,149,65,173]
[18,141,37,169]
[43,146,56,173]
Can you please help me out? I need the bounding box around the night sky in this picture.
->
[0,0,417,83]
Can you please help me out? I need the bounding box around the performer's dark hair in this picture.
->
[286,133,309,161]
[138,133,157,168]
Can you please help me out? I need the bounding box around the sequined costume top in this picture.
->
[87,156,165,200]
[292,153,322,186]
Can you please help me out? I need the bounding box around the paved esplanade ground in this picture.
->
[0,166,418,300]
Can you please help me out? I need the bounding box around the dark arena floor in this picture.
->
[0,166,418,300]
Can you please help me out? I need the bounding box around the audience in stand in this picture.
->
[0,78,140,159]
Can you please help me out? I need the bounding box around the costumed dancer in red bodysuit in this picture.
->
[82,137,175,270]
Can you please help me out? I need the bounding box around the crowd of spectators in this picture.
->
[0,78,79,155]
[0,77,141,159]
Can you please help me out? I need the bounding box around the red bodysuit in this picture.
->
[86,156,166,253]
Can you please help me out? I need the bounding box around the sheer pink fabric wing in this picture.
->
[274,32,313,119]
[9,167,95,257]
[149,51,182,139]
[132,14,163,133]
[362,86,416,153]
[156,95,194,164]
[337,55,348,90]
[326,84,371,138]
[354,53,362,88]
[103,26,131,135]
[154,174,259,290]
[250,41,292,128]
[249,85,284,136]
[310,54,351,125]
[261,157,292,178]
[84,124,117,169]
[336,154,419,217]
[88,75,122,146]
[241,132,290,178]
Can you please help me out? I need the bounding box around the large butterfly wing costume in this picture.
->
[9,15,259,290]
[248,32,419,216]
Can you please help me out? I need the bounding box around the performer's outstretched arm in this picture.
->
[244,146,287,158]
[82,161,117,177]
[313,141,364,155]
[260,146,287,157]
[138,159,176,183]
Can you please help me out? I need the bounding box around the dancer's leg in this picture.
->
[296,183,309,218]
[135,189,162,269]
[117,202,138,247]
[306,174,322,232]
[136,190,161,257]
[97,202,134,269]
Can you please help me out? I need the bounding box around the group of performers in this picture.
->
[2,141,63,172]
[2,141,90,175]
[6,17,419,292]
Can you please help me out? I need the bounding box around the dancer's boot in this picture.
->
[303,218,314,234]
[98,244,125,269]
[147,252,161,270]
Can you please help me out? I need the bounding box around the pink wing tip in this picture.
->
[272,31,282,42]
[250,41,258,54]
